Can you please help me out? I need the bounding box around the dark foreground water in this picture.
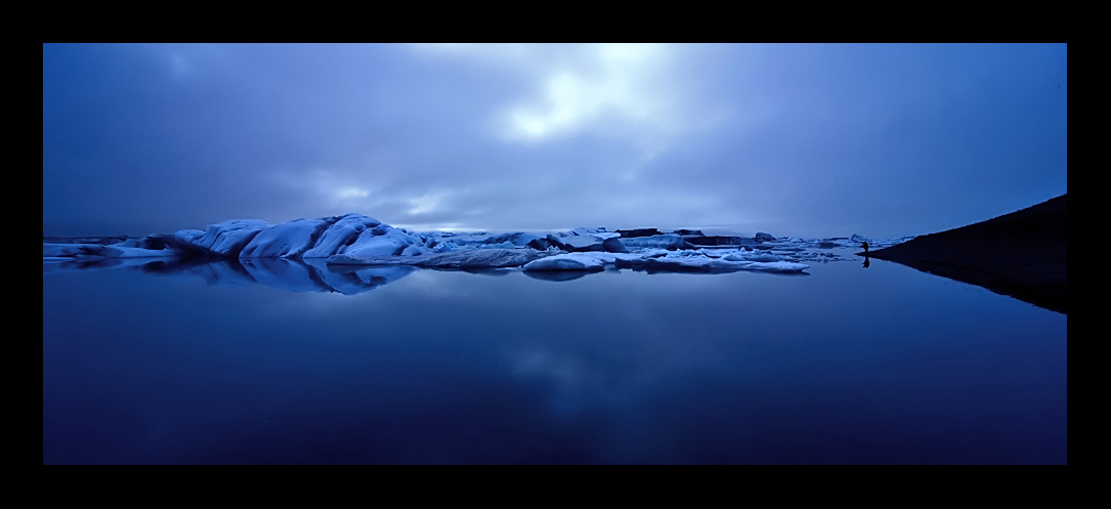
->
[43,252,1067,464]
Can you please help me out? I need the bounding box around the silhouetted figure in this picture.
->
[862,241,869,253]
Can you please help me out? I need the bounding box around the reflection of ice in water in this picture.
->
[43,231,903,294]
[44,256,420,295]
[354,266,419,289]
[303,258,416,295]
[241,258,329,293]
[249,259,417,295]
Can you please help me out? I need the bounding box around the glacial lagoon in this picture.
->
[43,249,1066,464]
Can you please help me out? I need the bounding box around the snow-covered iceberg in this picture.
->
[45,213,916,280]
[239,217,333,259]
[172,219,271,257]
[302,214,382,258]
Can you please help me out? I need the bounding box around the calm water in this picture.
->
[43,252,1067,464]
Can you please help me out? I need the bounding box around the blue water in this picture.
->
[43,253,1067,464]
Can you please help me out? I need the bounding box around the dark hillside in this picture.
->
[868,195,1067,314]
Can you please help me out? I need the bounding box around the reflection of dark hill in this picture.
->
[869,194,1067,314]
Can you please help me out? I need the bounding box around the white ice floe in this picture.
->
[728,251,778,262]
[520,249,809,273]
[523,253,608,272]
[637,251,810,273]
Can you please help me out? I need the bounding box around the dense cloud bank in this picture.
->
[43,44,1067,239]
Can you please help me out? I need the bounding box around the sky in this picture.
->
[43,43,1067,239]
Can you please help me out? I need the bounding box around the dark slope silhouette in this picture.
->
[868,195,1067,314]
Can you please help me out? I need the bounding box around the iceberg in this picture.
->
[608,249,810,274]
[302,214,382,258]
[545,228,628,253]
[44,213,916,280]
[174,219,271,257]
[522,253,608,272]
[618,234,690,251]
[239,218,333,259]
[343,226,422,258]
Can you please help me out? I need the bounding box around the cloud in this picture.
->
[334,186,371,200]
[406,190,452,216]
[415,43,724,156]
[43,44,1067,239]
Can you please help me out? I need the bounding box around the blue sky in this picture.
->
[43,43,1067,238]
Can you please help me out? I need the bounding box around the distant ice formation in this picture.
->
[44,214,917,287]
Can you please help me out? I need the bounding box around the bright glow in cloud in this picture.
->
[334,186,370,200]
[504,44,672,143]
[280,169,381,211]
[416,43,719,156]
[406,190,451,215]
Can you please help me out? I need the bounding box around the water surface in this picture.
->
[43,253,1067,464]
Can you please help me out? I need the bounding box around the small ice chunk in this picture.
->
[400,245,428,256]
[523,253,607,271]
